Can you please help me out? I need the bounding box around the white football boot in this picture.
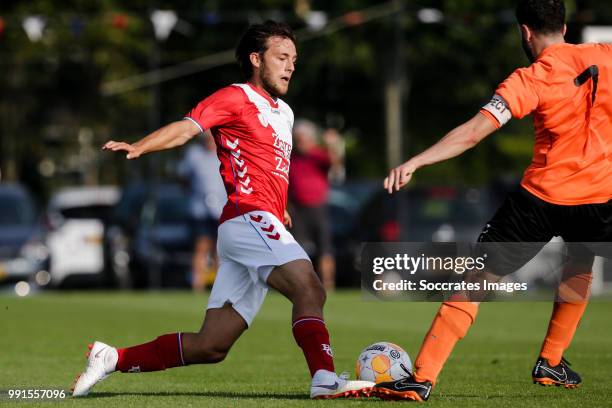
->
[72,341,118,397]
[310,369,375,399]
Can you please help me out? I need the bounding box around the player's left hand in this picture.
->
[283,210,292,228]
[384,161,417,194]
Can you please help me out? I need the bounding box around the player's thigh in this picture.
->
[560,200,612,259]
[479,187,555,242]
[266,259,324,302]
[561,242,595,278]
[207,254,267,327]
[476,188,555,276]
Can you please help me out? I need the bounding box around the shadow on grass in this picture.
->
[92,391,312,400]
[438,391,585,400]
[87,390,586,402]
[91,390,380,402]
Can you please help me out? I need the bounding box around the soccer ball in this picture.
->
[355,342,412,383]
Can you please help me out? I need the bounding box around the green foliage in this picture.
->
[0,0,608,196]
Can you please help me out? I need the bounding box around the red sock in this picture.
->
[116,333,185,373]
[292,316,335,377]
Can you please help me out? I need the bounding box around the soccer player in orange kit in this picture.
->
[376,0,612,401]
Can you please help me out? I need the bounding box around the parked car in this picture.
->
[356,186,492,243]
[333,186,494,286]
[105,183,193,288]
[104,182,150,288]
[0,183,49,291]
[327,180,380,287]
[328,180,380,239]
[46,186,119,287]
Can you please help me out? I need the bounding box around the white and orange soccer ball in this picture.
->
[355,342,412,383]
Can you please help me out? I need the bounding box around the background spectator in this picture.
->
[289,119,344,290]
[178,131,226,291]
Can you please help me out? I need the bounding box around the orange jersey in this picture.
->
[481,42,612,205]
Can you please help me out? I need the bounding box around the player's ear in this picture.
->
[249,52,261,70]
[562,24,567,36]
[519,24,531,41]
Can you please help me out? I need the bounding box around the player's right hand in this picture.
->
[283,209,293,229]
[384,161,416,194]
[102,141,141,159]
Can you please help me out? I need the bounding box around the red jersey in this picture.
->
[185,83,294,224]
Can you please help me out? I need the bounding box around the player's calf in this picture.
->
[181,304,247,364]
[181,335,230,364]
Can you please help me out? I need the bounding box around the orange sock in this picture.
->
[413,302,478,384]
[540,270,591,366]
[540,301,587,366]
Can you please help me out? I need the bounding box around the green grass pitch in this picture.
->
[1,290,611,407]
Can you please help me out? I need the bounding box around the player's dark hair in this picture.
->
[516,0,565,34]
[235,20,296,80]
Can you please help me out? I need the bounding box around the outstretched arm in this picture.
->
[102,120,202,159]
[384,112,497,193]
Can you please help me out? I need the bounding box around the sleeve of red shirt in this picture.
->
[494,66,540,119]
[185,86,244,131]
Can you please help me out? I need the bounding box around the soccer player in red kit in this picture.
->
[375,0,612,402]
[72,21,374,399]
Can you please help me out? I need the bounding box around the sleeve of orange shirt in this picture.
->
[495,67,540,119]
[479,66,540,128]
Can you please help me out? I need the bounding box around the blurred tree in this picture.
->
[0,0,608,202]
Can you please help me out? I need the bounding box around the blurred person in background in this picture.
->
[289,119,344,290]
[322,128,346,185]
[178,130,226,291]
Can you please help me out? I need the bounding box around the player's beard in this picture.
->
[521,37,536,63]
[259,63,288,98]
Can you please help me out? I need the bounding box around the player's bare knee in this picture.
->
[296,277,326,307]
[204,347,228,363]
[192,340,230,363]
